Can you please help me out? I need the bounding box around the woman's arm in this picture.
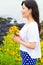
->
[12,35,36,49]
[19,39,36,49]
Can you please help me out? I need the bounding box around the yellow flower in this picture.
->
[16,54,20,57]
[16,48,19,50]
[40,41,43,46]
[16,57,22,61]
[40,58,43,63]
[9,26,19,34]
[9,51,15,56]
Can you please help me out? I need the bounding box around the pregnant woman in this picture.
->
[13,0,41,65]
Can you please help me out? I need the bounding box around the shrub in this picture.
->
[0,26,22,65]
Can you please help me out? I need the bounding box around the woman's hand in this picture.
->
[12,34,22,43]
[16,32,19,36]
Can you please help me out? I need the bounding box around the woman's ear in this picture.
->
[29,8,32,14]
[30,8,32,13]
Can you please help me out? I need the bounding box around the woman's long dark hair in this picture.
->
[21,0,41,33]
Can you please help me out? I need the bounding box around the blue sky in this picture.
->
[0,0,43,23]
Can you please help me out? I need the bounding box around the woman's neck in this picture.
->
[26,15,35,24]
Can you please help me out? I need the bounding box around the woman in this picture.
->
[13,0,41,65]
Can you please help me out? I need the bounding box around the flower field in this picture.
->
[0,26,22,65]
[0,26,43,65]
[36,40,43,65]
